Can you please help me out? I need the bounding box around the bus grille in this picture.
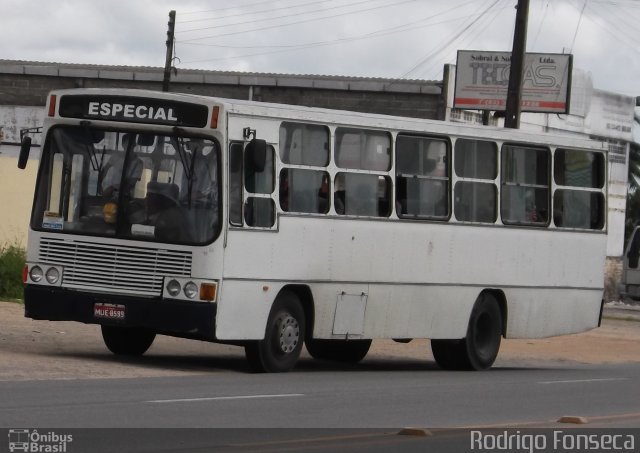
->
[39,237,192,296]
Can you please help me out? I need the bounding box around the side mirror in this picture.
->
[17,136,32,169]
[245,138,267,173]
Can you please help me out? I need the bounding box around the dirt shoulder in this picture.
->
[1,301,639,381]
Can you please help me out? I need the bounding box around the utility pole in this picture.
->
[162,10,176,92]
[504,0,529,129]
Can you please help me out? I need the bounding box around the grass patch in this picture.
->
[0,242,25,300]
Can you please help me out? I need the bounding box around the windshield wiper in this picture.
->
[172,127,195,207]
[79,121,105,173]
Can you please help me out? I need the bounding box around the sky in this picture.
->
[2,0,640,97]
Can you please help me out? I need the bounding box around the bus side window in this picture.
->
[335,173,391,217]
[501,145,550,226]
[396,134,450,220]
[335,128,391,171]
[453,139,498,223]
[279,122,329,167]
[334,127,391,218]
[279,168,330,214]
[229,142,244,226]
[553,149,605,230]
[278,122,331,215]
[244,143,276,228]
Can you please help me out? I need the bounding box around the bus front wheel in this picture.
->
[431,293,502,371]
[101,325,156,356]
[306,339,372,363]
[245,291,305,373]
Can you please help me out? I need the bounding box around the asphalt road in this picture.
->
[2,302,640,452]
[2,362,639,429]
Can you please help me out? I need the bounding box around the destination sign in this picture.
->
[59,95,209,127]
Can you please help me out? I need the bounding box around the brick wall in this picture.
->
[0,61,443,120]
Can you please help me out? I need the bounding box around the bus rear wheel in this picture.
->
[245,291,305,373]
[101,325,156,356]
[306,339,372,363]
[431,293,502,371]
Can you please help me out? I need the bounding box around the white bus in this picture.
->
[19,88,608,372]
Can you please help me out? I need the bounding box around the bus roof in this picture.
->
[48,88,608,152]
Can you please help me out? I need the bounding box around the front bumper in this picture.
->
[24,285,216,341]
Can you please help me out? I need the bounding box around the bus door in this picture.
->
[228,120,278,230]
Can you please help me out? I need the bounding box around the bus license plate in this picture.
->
[94,303,126,320]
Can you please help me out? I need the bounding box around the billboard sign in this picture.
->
[454,51,572,113]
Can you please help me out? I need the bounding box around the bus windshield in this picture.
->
[32,126,220,245]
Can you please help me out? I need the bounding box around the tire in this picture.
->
[306,339,372,363]
[244,291,305,373]
[101,325,156,356]
[431,293,502,371]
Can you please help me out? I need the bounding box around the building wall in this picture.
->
[0,145,38,247]
[0,61,443,118]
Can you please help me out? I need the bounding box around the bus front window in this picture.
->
[32,126,220,244]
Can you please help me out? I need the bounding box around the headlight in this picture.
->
[45,267,60,284]
[184,281,198,299]
[166,279,181,297]
[30,266,43,282]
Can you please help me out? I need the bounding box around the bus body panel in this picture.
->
[218,216,606,340]
[501,287,602,338]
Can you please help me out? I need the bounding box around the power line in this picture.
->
[178,0,421,42]
[179,0,391,33]
[531,0,550,49]
[569,0,586,53]
[178,1,487,65]
[423,1,509,80]
[579,1,640,56]
[178,0,480,51]
[396,0,501,80]
[179,0,344,25]
[178,0,301,16]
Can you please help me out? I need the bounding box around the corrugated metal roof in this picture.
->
[0,59,442,94]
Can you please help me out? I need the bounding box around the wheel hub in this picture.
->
[278,314,300,354]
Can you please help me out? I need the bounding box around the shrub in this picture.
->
[0,242,25,300]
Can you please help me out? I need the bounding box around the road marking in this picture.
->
[146,393,304,403]
[538,378,629,385]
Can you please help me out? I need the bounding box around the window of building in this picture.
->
[501,144,550,226]
[396,134,449,219]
